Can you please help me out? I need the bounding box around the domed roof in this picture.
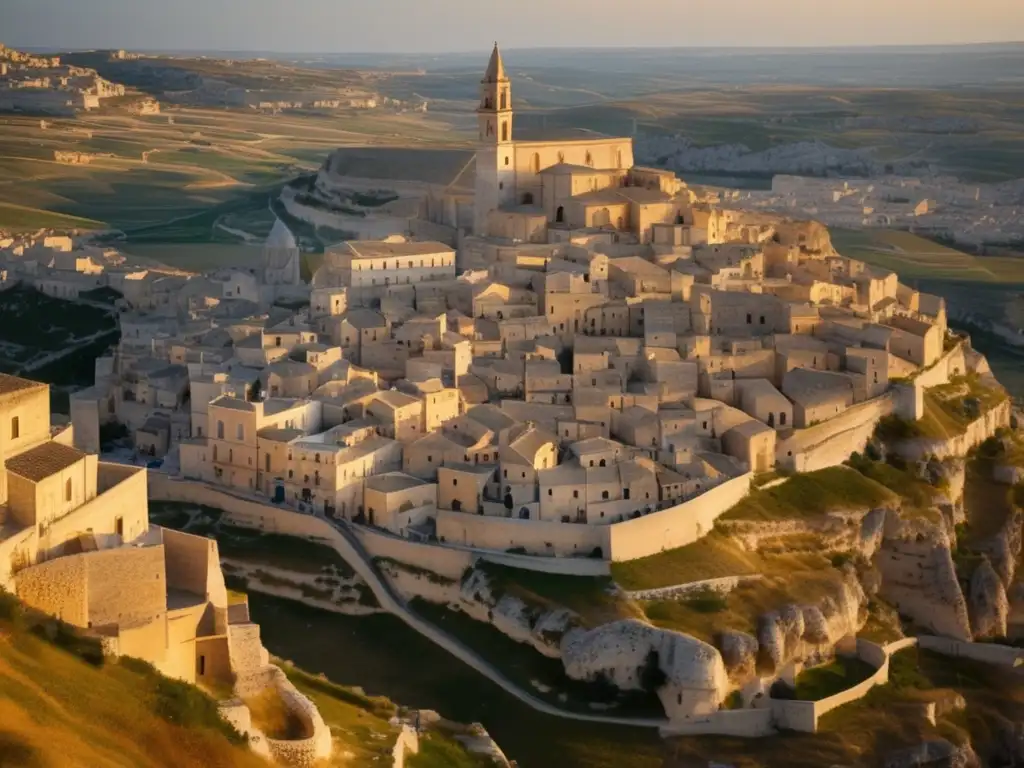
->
[265,218,297,251]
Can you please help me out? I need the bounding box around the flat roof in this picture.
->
[347,241,454,259]
[6,441,86,482]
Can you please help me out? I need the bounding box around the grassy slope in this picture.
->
[0,620,263,768]
[720,467,897,523]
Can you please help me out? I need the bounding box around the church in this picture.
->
[470,44,701,245]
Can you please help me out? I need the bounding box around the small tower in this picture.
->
[478,42,512,144]
[473,43,517,235]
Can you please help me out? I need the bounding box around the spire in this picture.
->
[484,42,507,83]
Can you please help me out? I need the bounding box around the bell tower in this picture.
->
[478,42,512,144]
[473,43,517,235]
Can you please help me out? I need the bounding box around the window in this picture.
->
[115,517,123,538]
[265,454,271,471]
[229,449,233,463]
[504,156,509,166]
[65,479,72,502]
[585,151,593,166]
[760,315,766,325]
[602,490,610,500]
[624,488,631,500]
[213,445,218,462]
[501,122,508,141]
[780,412,787,426]
[599,459,607,467]
[500,91,507,110]
[217,421,224,439]
[452,478,458,486]
[10,416,18,440]
[288,469,293,479]
[573,490,579,499]
[275,336,281,347]
[315,453,321,464]
[198,656,206,676]
[236,424,244,440]
[746,313,752,324]
[548,489,553,496]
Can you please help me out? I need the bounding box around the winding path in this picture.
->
[322,517,668,730]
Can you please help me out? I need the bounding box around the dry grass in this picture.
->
[720,467,897,523]
[0,621,264,768]
[610,531,761,591]
[641,564,846,643]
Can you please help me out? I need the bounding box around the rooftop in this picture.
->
[0,374,46,398]
[6,441,86,482]
[346,241,454,259]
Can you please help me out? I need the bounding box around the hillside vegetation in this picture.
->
[0,595,263,768]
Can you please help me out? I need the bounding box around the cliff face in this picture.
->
[877,514,972,640]
[560,620,728,720]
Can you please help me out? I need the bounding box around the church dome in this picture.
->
[265,218,298,251]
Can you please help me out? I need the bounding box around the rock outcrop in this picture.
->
[877,515,972,640]
[883,739,980,768]
[756,575,867,674]
[968,557,1009,639]
[561,620,728,721]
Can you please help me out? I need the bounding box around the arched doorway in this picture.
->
[555,206,565,223]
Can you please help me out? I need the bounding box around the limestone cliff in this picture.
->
[378,559,580,658]
[560,619,728,719]
[877,514,972,640]
[968,557,1009,640]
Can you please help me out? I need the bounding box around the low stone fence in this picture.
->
[770,639,890,734]
[625,574,763,601]
[262,665,334,767]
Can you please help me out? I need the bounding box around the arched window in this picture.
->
[500,91,507,110]
[217,421,224,439]
[10,416,18,440]
[484,97,492,109]
[599,459,607,467]
[501,122,509,142]
[65,479,72,502]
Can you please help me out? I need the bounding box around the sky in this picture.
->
[4,0,1024,53]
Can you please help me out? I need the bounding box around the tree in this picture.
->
[247,378,261,402]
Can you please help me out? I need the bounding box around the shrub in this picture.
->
[588,546,604,559]
[0,588,24,627]
[769,679,796,700]
[683,587,728,614]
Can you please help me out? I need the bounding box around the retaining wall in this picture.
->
[913,344,967,390]
[918,635,1024,667]
[770,639,889,734]
[605,473,753,562]
[658,708,774,738]
[777,394,894,473]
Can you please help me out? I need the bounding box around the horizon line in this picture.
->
[9,39,1024,58]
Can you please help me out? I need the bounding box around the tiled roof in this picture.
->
[0,374,46,398]
[6,441,86,482]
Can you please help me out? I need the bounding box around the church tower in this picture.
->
[473,43,517,235]
[478,42,512,144]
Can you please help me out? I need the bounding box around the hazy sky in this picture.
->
[4,0,1024,53]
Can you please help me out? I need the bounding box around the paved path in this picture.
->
[17,327,119,374]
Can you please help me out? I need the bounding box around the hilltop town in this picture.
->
[1,44,1023,767]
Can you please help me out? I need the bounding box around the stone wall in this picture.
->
[898,399,1012,462]
[913,344,967,390]
[263,665,334,767]
[777,394,894,473]
[625,575,763,601]
[15,554,88,625]
[86,545,167,630]
[436,509,607,558]
[606,473,753,562]
[918,634,1024,666]
[769,639,889,734]
[658,708,774,738]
